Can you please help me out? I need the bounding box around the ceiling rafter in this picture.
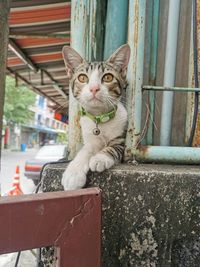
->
[8,38,38,72]
[8,39,67,100]
[7,67,66,108]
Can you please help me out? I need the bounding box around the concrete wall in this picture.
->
[41,163,200,267]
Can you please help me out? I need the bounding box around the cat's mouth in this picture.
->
[89,96,103,103]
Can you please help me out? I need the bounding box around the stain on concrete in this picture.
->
[41,163,200,267]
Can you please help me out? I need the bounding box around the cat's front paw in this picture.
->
[62,166,87,190]
[89,154,115,172]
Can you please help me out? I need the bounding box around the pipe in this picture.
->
[143,85,200,93]
[103,0,129,59]
[136,145,200,164]
[160,0,181,146]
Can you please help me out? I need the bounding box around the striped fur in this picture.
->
[62,44,130,190]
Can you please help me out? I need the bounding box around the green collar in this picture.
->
[80,106,117,124]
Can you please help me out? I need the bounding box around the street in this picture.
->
[0,148,39,195]
[0,148,39,267]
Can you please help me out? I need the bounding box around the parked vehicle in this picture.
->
[24,144,68,185]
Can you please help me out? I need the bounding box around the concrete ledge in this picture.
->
[41,163,200,267]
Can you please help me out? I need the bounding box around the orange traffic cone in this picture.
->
[7,165,23,196]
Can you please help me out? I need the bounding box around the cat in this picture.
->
[62,44,130,190]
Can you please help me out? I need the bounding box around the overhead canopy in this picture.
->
[7,0,70,114]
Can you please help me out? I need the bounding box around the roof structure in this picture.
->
[7,0,70,114]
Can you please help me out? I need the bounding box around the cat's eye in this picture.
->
[102,73,113,83]
[78,74,89,83]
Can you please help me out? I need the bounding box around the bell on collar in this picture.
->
[93,127,100,135]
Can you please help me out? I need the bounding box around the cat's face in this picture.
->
[62,44,130,113]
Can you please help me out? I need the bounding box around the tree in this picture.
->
[3,76,36,124]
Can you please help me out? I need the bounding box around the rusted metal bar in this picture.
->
[68,0,106,159]
[0,188,101,267]
[143,85,200,93]
[0,0,11,159]
[125,0,146,160]
[136,145,200,164]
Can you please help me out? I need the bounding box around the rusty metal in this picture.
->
[68,0,106,159]
[125,0,146,160]
[0,188,102,267]
[136,145,200,164]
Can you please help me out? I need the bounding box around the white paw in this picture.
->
[62,166,87,190]
[89,154,115,172]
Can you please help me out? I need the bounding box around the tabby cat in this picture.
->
[62,44,130,190]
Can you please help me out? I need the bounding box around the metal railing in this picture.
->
[0,188,101,267]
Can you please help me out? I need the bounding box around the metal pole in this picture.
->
[68,0,106,159]
[0,1,11,164]
[143,85,200,93]
[103,0,129,59]
[136,145,200,164]
[160,0,181,145]
[125,0,146,161]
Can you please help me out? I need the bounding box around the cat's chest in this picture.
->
[80,116,121,143]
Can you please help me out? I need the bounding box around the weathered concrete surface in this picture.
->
[41,163,200,267]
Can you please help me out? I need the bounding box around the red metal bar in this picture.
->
[0,188,101,267]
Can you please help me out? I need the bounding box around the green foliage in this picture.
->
[57,132,68,144]
[4,76,36,124]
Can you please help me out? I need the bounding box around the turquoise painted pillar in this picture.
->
[146,0,160,145]
[104,0,129,59]
[125,0,146,161]
[68,0,106,159]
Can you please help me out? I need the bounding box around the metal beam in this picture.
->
[8,38,38,72]
[42,70,67,99]
[7,68,66,109]
[125,0,146,161]
[0,0,11,159]
[9,33,70,39]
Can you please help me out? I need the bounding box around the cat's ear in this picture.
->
[107,44,130,76]
[62,46,84,79]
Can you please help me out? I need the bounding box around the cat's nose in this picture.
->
[90,85,100,95]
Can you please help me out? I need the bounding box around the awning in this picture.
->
[7,0,71,114]
[23,124,58,134]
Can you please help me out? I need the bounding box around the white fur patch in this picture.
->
[62,161,87,190]
[89,153,115,172]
